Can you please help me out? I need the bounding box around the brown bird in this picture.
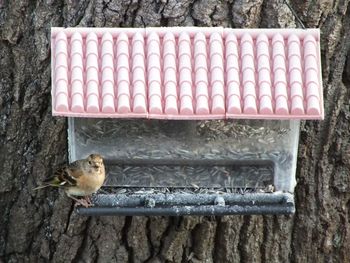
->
[33,154,105,207]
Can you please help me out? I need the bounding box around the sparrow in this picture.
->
[33,154,105,207]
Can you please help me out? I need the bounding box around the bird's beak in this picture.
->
[93,163,100,169]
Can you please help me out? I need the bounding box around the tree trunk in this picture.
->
[1,0,350,262]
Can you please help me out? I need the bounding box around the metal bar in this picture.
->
[77,204,295,216]
[91,192,293,207]
[77,193,295,215]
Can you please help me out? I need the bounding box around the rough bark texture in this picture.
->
[1,0,350,262]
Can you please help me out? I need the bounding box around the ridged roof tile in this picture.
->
[51,27,323,119]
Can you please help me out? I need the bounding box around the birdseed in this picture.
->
[70,118,297,192]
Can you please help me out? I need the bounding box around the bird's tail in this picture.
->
[32,176,63,191]
[32,184,51,191]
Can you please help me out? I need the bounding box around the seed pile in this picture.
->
[97,185,276,196]
[105,163,274,188]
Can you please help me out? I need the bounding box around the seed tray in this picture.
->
[70,118,299,215]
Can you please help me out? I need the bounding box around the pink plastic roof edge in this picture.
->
[51,27,324,120]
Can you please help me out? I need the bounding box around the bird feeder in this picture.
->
[51,27,323,215]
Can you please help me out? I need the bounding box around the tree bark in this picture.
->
[1,0,350,262]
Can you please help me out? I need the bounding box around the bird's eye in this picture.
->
[88,161,92,165]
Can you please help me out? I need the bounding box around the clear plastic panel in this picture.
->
[68,118,300,192]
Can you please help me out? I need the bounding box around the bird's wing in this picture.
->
[33,160,86,190]
[43,164,82,187]
[57,167,78,186]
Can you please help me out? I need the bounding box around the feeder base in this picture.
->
[76,192,294,216]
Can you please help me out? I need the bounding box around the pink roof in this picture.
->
[51,27,324,120]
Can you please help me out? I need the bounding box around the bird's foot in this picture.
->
[68,195,93,208]
[84,196,92,205]
[73,198,93,208]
